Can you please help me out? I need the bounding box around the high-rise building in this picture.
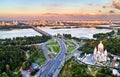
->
[1,21,5,26]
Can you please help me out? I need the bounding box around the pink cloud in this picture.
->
[112,0,120,10]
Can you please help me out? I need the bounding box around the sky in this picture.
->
[0,0,120,20]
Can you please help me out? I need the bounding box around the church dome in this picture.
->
[98,41,104,52]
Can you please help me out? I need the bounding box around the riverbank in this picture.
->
[0,25,32,30]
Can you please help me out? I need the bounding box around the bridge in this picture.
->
[32,26,52,37]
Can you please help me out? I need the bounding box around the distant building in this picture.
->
[1,21,5,26]
[39,20,47,26]
[13,20,19,25]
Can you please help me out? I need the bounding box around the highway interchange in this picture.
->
[32,27,79,77]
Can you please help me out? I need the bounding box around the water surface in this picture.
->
[40,26,112,39]
[0,29,42,39]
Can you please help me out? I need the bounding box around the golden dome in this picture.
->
[98,41,104,52]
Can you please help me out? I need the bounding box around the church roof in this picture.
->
[98,41,104,50]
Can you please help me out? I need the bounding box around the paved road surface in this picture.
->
[39,37,67,77]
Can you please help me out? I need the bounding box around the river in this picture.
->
[0,26,112,39]
[39,26,112,39]
[0,28,42,39]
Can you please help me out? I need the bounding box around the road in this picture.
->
[41,42,50,61]
[32,27,67,77]
[38,37,67,77]
[65,39,80,61]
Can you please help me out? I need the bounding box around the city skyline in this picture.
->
[0,0,120,20]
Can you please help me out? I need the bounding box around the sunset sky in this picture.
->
[0,0,120,20]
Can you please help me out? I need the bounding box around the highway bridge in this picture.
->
[32,26,52,37]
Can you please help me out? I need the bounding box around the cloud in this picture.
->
[112,0,120,10]
[102,5,106,8]
[98,10,102,13]
[109,10,115,13]
[88,3,93,6]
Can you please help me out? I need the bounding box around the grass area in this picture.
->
[46,46,52,51]
[64,39,76,52]
[59,58,116,77]
[65,40,75,45]
[46,38,60,58]
[52,45,60,53]
[67,46,76,52]
[52,53,57,58]
[47,39,58,45]
[46,45,60,53]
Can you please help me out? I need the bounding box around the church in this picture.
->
[77,41,110,66]
[93,41,108,62]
